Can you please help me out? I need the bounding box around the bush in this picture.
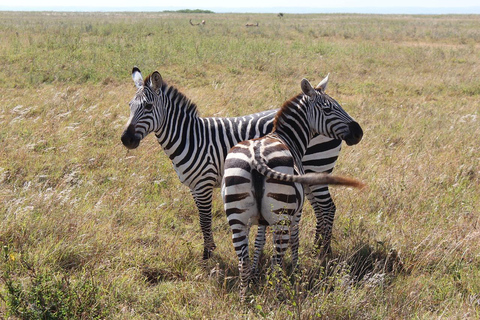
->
[1,248,109,319]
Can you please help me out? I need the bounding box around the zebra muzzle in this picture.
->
[121,125,142,149]
[344,121,363,146]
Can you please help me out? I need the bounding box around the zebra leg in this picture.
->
[252,225,267,279]
[233,227,251,301]
[271,223,290,269]
[306,185,336,256]
[289,218,301,270]
[271,223,290,295]
[191,188,216,260]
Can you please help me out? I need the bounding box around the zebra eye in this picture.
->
[144,103,153,111]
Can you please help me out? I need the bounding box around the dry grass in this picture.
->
[0,11,479,319]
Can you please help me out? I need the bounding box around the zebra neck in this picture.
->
[273,107,310,171]
[153,84,202,160]
[274,131,309,174]
[272,97,311,170]
[154,114,202,161]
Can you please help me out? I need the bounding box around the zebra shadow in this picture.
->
[206,239,405,297]
[298,240,405,296]
[139,240,404,300]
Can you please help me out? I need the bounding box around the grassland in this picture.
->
[0,11,479,319]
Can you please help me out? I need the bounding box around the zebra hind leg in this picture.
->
[233,228,251,301]
[239,256,251,302]
[270,224,290,297]
[252,225,267,281]
[289,221,300,272]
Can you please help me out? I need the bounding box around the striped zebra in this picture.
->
[120,68,363,260]
[222,77,363,298]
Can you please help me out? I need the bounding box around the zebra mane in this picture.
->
[272,92,305,131]
[144,73,200,118]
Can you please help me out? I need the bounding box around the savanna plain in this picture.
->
[0,11,479,319]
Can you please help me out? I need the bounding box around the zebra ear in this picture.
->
[315,73,330,91]
[132,67,143,88]
[301,78,316,98]
[150,71,163,93]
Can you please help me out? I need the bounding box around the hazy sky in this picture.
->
[3,0,479,8]
[2,0,479,13]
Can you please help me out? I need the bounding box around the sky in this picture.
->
[1,0,480,13]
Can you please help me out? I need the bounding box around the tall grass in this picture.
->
[0,12,479,318]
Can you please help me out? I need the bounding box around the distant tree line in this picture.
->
[163,9,215,14]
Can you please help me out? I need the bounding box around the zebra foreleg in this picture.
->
[307,185,336,256]
[191,188,216,260]
[316,197,336,257]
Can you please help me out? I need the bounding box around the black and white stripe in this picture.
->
[222,77,363,298]
[121,68,363,260]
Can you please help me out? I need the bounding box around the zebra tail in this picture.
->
[254,159,365,189]
[296,172,365,189]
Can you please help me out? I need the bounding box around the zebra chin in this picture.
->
[121,130,142,149]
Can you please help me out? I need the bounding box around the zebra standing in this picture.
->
[121,68,363,260]
[222,77,363,298]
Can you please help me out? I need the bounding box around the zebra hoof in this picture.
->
[202,245,217,260]
[203,249,212,260]
[316,245,333,260]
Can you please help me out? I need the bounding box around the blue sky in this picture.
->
[1,0,480,13]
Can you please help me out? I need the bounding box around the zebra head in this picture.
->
[301,75,363,146]
[121,67,165,149]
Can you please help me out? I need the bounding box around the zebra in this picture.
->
[222,77,364,298]
[120,67,363,260]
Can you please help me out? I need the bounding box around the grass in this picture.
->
[0,11,479,319]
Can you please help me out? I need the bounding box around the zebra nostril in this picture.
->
[121,125,141,149]
[121,130,132,146]
[350,122,363,138]
[344,121,363,145]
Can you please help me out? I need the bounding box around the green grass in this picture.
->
[1,11,479,318]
